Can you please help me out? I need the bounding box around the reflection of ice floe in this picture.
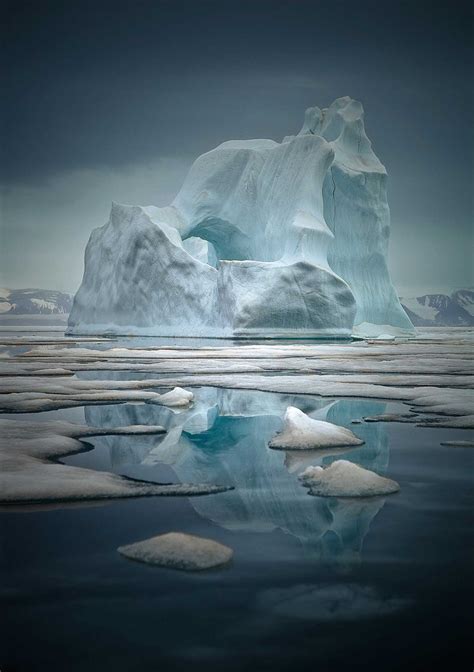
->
[299,460,400,497]
[317,497,386,563]
[269,406,364,450]
[258,583,411,621]
[85,389,390,561]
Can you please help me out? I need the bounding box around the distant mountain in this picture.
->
[400,289,474,327]
[0,288,73,315]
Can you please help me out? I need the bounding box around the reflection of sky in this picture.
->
[82,387,390,563]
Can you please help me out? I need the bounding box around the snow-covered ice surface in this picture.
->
[269,406,364,450]
[0,330,472,426]
[67,98,412,339]
[0,380,193,413]
[118,532,233,570]
[299,460,400,497]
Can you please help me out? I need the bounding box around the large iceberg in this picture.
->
[68,97,413,338]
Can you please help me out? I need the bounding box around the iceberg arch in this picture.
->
[68,97,413,338]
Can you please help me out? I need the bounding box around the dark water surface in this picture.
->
[1,387,473,671]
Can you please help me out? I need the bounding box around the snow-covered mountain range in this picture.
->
[400,289,474,327]
[0,288,73,315]
[1,284,472,327]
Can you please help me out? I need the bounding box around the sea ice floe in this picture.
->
[21,340,474,361]
[140,374,472,428]
[440,440,474,447]
[0,419,231,504]
[299,460,400,497]
[0,381,193,413]
[1,336,472,426]
[118,532,233,570]
[418,415,474,429]
[363,413,421,423]
[269,407,364,450]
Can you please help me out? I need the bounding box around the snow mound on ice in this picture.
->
[154,387,194,407]
[269,406,364,450]
[299,459,399,497]
[118,532,233,570]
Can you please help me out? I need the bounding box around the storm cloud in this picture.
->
[1,0,472,294]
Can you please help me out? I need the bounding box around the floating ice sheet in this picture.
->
[299,460,400,497]
[0,419,230,504]
[269,406,364,450]
[1,335,472,427]
[118,532,233,571]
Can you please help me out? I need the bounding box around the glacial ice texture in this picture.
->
[68,97,412,338]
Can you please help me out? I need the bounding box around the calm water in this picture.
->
[1,385,473,671]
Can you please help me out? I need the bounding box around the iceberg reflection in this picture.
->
[85,388,389,563]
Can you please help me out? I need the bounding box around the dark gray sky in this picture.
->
[1,0,472,295]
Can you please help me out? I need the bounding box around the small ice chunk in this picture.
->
[118,532,233,570]
[269,406,364,450]
[299,460,400,497]
[156,387,194,407]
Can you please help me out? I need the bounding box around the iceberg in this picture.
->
[68,97,413,338]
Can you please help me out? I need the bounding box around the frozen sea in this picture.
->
[1,325,473,671]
